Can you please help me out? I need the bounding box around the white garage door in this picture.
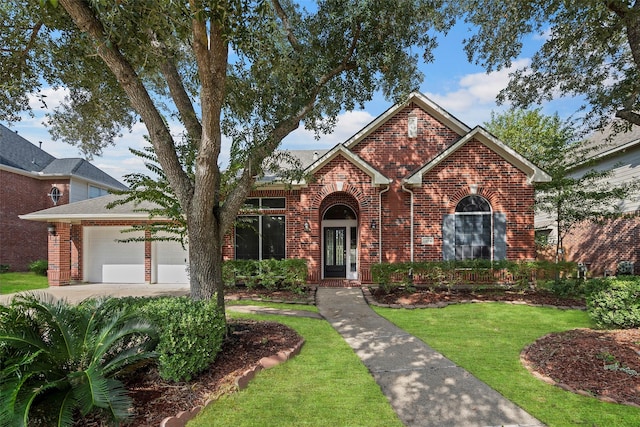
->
[84,227,145,283]
[153,239,189,283]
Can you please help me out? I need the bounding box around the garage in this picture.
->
[152,238,189,283]
[84,226,145,283]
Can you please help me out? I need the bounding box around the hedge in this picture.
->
[223,258,308,293]
[587,277,640,329]
[370,260,577,292]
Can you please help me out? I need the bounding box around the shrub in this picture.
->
[0,265,9,273]
[116,296,226,382]
[28,259,48,276]
[0,294,157,427]
[545,278,584,298]
[587,278,640,329]
[223,259,308,293]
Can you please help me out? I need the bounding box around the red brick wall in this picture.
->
[562,216,640,275]
[223,106,537,284]
[414,140,536,261]
[1,170,70,271]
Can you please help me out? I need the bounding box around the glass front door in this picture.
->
[324,227,346,278]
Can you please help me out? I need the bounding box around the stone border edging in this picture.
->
[159,339,305,427]
[520,333,640,408]
[361,287,586,310]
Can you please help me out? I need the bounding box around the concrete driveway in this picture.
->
[0,282,190,305]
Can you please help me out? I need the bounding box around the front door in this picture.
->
[324,227,346,278]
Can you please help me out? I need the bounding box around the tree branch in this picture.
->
[616,108,640,126]
[149,31,202,143]
[272,0,301,52]
[58,0,193,206]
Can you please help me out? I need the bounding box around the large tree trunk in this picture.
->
[187,214,225,311]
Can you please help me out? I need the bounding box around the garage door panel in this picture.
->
[153,237,189,283]
[85,227,144,283]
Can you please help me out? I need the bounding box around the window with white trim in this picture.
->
[235,215,285,260]
[454,196,492,260]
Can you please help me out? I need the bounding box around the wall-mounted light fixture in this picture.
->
[371,219,377,229]
[304,221,310,232]
[47,224,57,236]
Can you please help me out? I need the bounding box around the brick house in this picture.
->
[1,124,127,271]
[536,124,640,276]
[22,92,550,285]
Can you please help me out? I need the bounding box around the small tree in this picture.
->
[485,108,638,262]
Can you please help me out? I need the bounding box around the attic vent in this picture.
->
[313,151,319,161]
[408,112,418,138]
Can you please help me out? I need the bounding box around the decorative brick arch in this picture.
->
[311,183,372,218]
[447,187,503,214]
[319,192,360,220]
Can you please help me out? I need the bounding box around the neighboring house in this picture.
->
[22,92,550,286]
[535,124,640,275]
[0,124,128,271]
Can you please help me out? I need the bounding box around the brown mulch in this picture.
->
[522,328,640,406]
[368,287,586,307]
[75,318,303,427]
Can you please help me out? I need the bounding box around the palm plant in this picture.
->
[0,294,158,427]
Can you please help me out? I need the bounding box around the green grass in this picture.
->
[0,272,49,294]
[374,303,640,427]
[189,313,402,427]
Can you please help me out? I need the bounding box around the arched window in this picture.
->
[454,196,492,260]
[443,196,507,261]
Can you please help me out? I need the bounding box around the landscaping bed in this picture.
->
[368,287,586,307]
[522,328,640,406]
[73,286,637,426]
[75,319,302,427]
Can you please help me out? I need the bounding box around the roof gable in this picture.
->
[403,126,551,185]
[304,144,390,186]
[344,92,470,150]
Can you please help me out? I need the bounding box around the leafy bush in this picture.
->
[223,259,308,293]
[0,265,9,273]
[28,259,48,276]
[371,260,578,291]
[116,296,226,382]
[544,278,584,298]
[0,294,158,427]
[587,278,640,329]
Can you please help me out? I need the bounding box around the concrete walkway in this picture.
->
[316,287,544,427]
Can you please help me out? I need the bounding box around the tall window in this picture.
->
[454,195,492,260]
[235,215,285,260]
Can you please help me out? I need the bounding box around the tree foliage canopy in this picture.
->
[461,0,640,130]
[485,108,639,258]
[1,0,455,301]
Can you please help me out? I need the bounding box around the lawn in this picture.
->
[375,303,640,427]
[189,312,403,427]
[0,272,49,294]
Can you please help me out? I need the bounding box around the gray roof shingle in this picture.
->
[0,124,127,190]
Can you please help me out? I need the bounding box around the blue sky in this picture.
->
[7,22,580,184]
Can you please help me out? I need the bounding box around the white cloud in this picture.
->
[424,58,530,125]
[27,87,69,113]
[282,110,375,150]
